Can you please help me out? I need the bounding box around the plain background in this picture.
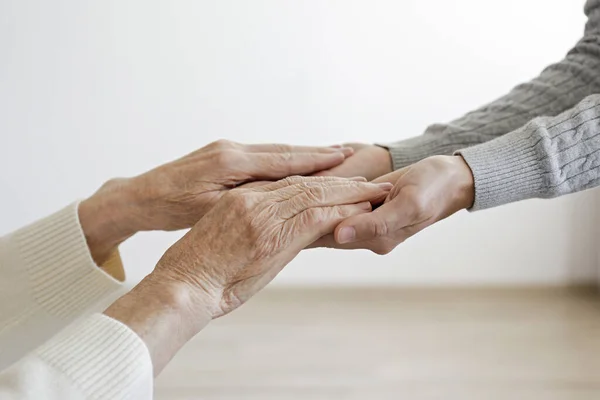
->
[1,0,597,286]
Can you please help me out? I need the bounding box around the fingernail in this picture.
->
[337,227,356,244]
[330,144,343,148]
[377,182,394,190]
[350,176,368,182]
[340,147,354,156]
[358,202,372,211]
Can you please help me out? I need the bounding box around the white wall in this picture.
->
[0,0,595,286]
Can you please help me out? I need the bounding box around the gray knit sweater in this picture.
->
[384,0,600,210]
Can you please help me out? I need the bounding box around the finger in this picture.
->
[334,196,415,244]
[290,202,373,246]
[244,143,354,158]
[371,168,410,184]
[309,233,401,255]
[274,180,393,219]
[250,175,366,192]
[243,152,350,179]
[308,234,376,249]
[307,233,338,249]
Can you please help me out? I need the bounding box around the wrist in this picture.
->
[79,178,142,265]
[104,272,213,373]
[450,155,475,209]
[372,145,394,176]
[144,271,216,321]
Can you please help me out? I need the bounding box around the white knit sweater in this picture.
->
[0,204,153,399]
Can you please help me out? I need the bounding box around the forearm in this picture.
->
[79,178,147,266]
[456,94,600,210]
[104,273,213,375]
[0,203,125,372]
[382,2,600,170]
[0,177,154,371]
[0,263,212,399]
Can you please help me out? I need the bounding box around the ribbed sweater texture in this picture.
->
[383,0,600,210]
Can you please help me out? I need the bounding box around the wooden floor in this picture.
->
[155,288,600,400]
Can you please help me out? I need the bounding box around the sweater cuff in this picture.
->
[456,130,544,211]
[12,203,125,319]
[36,313,153,399]
[377,134,461,170]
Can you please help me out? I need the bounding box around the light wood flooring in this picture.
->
[155,287,600,400]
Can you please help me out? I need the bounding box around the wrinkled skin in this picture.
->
[79,140,354,263]
[153,176,393,317]
[312,155,475,255]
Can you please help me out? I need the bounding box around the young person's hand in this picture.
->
[311,155,474,254]
[78,140,354,263]
[313,143,393,181]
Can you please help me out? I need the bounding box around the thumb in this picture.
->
[334,197,408,244]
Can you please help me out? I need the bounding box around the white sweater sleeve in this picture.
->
[0,203,125,371]
[0,313,153,400]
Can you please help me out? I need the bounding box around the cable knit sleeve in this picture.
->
[381,0,600,170]
[0,203,125,372]
[456,94,600,210]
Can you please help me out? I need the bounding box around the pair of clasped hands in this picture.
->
[81,140,473,335]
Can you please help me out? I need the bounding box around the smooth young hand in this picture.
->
[313,143,393,181]
[312,155,475,254]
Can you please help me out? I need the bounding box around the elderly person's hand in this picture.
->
[105,176,392,372]
[78,140,354,264]
[311,155,474,254]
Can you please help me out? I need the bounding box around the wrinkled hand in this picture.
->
[311,155,475,254]
[313,143,393,181]
[152,176,392,317]
[79,140,353,263]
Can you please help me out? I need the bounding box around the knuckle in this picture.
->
[273,144,291,153]
[296,207,332,236]
[273,152,292,163]
[367,218,389,238]
[347,180,366,191]
[308,206,335,225]
[294,181,312,192]
[306,185,326,203]
[298,208,318,227]
[273,153,294,174]
[282,176,303,186]
[210,139,235,149]
[214,149,238,167]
